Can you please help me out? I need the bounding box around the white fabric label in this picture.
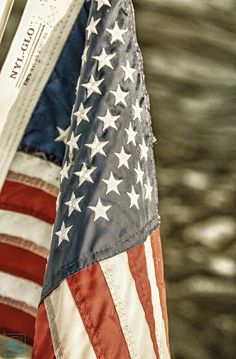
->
[0,0,84,189]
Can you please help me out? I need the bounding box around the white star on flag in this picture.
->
[82,75,104,98]
[67,132,81,152]
[85,135,109,158]
[95,0,111,11]
[86,16,101,39]
[125,123,137,145]
[55,222,73,246]
[60,161,71,182]
[93,49,115,71]
[139,139,149,160]
[74,163,96,186]
[98,109,119,131]
[134,162,144,185]
[127,186,140,209]
[106,21,127,44]
[103,172,123,194]
[115,146,131,168]
[89,199,111,222]
[110,84,129,106]
[121,60,136,82]
[55,126,70,144]
[74,103,92,125]
[144,178,153,200]
[132,99,143,121]
[65,193,84,216]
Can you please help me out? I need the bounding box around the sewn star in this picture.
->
[134,163,144,185]
[86,16,101,39]
[82,75,104,98]
[144,178,153,200]
[115,146,131,168]
[93,48,115,71]
[98,109,120,131]
[60,161,71,183]
[65,192,84,216]
[106,21,127,44]
[55,222,73,246]
[121,60,136,82]
[139,139,149,160]
[85,135,109,158]
[125,123,137,145]
[110,84,129,106]
[67,132,81,152]
[127,186,140,209]
[74,103,92,125]
[132,99,143,121]
[74,163,96,186]
[55,126,70,144]
[103,172,123,194]
[89,199,111,221]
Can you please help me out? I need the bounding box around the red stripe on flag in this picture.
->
[0,181,56,224]
[0,243,46,285]
[0,303,35,345]
[128,242,160,358]
[67,263,131,359]
[151,229,170,351]
[33,303,55,359]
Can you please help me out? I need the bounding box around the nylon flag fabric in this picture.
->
[0,0,171,358]
[33,0,171,357]
[0,1,88,355]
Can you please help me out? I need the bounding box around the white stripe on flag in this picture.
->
[100,250,156,359]
[0,271,41,312]
[46,279,97,359]
[0,210,52,251]
[10,152,60,188]
[145,237,170,359]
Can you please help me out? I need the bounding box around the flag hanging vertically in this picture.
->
[0,1,87,353]
[1,0,171,357]
[34,0,171,358]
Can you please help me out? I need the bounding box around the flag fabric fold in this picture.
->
[0,0,171,357]
[41,0,160,304]
[34,0,171,357]
[0,1,86,352]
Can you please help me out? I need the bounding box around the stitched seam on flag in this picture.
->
[102,260,138,359]
[151,232,170,353]
[117,218,159,244]
[0,295,36,317]
[7,171,59,197]
[145,239,169,359]
[125,0,160,217]
[0,203,54,224]
[129,247,159,357]
[41,220,159,301]
[0,234,48,258]
[125,0,153,148]
[44,297,65,359]
[69,275,105,359]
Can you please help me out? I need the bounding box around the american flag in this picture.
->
[0,0,84,353]
[1,0,171,358]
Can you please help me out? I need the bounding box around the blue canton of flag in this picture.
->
[41,0,160,301]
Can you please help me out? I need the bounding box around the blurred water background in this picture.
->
[1,1,236,358]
